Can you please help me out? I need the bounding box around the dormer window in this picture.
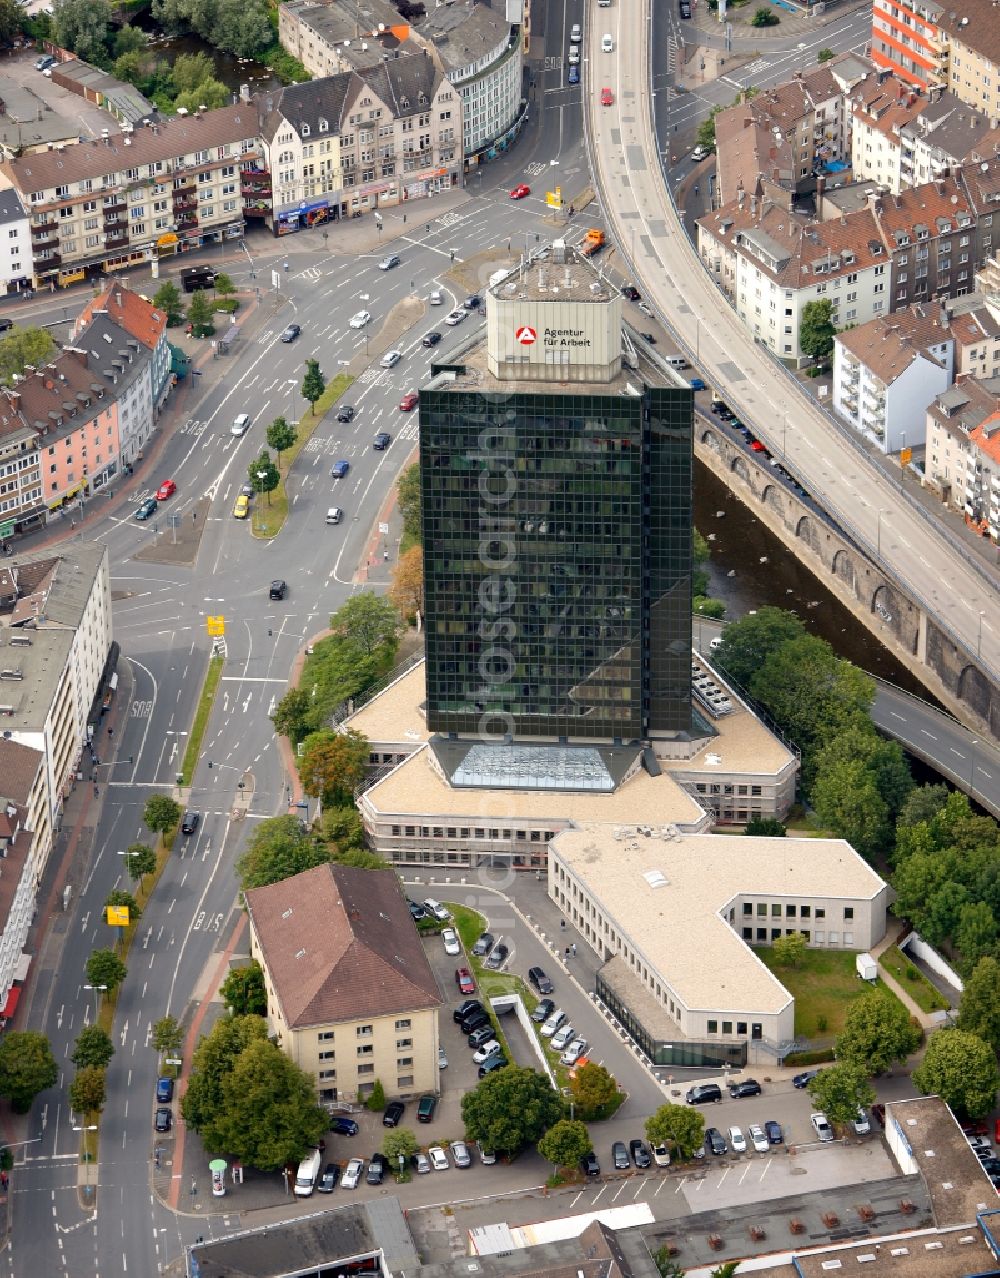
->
[400,96,410,110]
[318,117,328,132]
[301,122,311,136]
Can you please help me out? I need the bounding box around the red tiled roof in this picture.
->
[77,283,166,352]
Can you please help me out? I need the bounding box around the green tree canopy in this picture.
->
[124,843,156,890]
[181,1014,269,1130]
[236,814,330,893]
[85,949,127,994]
[213,0,272,56]
[836,991,921,1076]
[69,1066,107,1115]
[806,1063,875,1127]
[366,1078,386,1111]
[213,271,235,296]
[0,328,57,387]
[712,606,805,692]
[176,77,229,113]
[220,961,267,1016]
[954,901,998,976]
[249,449,279,502]
[297,729,370,806]
[53,0,111,64]
[816,725,913,819]
[0,1031,58,1113]
[817,46,835,61]
[172,50,214,92]
[383,1126,419,1164]
[745,817,786,837]
[461,1066,564,1154]
[397,463,421,547]
[0,0,24,42]
[114,22,147,55]
[537,1118,592,1169]
[302,359,326,411]
[153,281,185,326]
[271,687,312,744]
[71,1025,114,1070]
[333,592,403,657]
[912,1028,1000,1119]
[144,795,181,837]
[695,104,724,150]
[187,289,215,337]
[956,956,1000,1055]
[812,756,890,861]
[321,804,366,853]
[567,1061,619,1120]
[771,932,807,967]
[266,416,297,466]
[799,299,836,360]
[152,1014,183,1058]
[897,783,951,832]
[644,1102,705,1159]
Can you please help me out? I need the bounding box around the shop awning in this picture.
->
[2,985,21,1019]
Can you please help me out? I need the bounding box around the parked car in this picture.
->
[749,1125,769,1154]
[455,967,475,994]
[336,404,355,423]
[705,1127,726,1155]
[528,966,553,994]
[342,1157,364,1189]
[611,1141,629,1171]
[454,999,483,1023]
[764,1120,783,1145]
[366,1152,388,1185]
[541,1010,567,1037]
[652,1143,671,1167]
[686,1083,722,1105]
[417,1094,437,1123]
[331,1116,359,1136]
[154,1108,172,1133]
[729,1079,762,1099]
[280,323,301,343]
[690,377,706,391]
[793,1070,819,1089]
[630,1139,651,1169]
[853,1108,871,1136]
[438,1045,448,1070]
[485,942,509,970]
[411,1151,431,1174]
[428,1145,449,1171]
[441,927,460,956]
[382,1101,405,1128]
[532,998,555,1023]
[461,1010,490,1036]
[472,1040,501,1064]
[462,295,481,310]
[478,1144,497,1165]
[407,898,427,920]
[423,899,450,920]
[622,285,641,301]
[318,1163,339,1192]
[451,1140,472,1168]
[560,1038,587,1066]
[551,1024,575,1051]
[728,1126,747,1154]
[811,1112,834,1142]
[468,1025,496,1050]
[156,1077,174,1103]
[691,143,710,161]
[478,1054,507,1077]
[872,1103,886,1128]
[472,931,494,956]
[580,1151,600,1178]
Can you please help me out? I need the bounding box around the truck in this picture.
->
[581,229,605,257]
[856,952,877,983]
[180,265,217,294]
[293,1148,322,1196]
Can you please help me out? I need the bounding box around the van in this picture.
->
[294,1148,322,1196]
[181,266,216,294]
[666,355,689,370]
[326,507,343,525]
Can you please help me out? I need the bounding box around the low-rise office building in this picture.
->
[245,862,442,1104]
[550,823,889,1067]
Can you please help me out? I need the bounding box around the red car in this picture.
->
[155,480,176,501]
[455,967,476,995]
[750,440,766,452]
[399,391,419,412]
[600,87,614,106]
[509,184,531,200]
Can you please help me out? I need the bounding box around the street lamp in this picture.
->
[83,984,107,1019]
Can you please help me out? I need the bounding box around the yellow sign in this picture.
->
[546,187,562,209]
[106,905,130,927]
[206,616,225,636]
[157,232,178,246]
[900,447,912,466]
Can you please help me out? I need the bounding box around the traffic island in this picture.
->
[133,497,212,568]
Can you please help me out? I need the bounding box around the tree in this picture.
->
[462,1067,564,1154]
[153,280,184,327]
[124,843,156,891]
[213,0,272,57]
[114,22,147,55]
[696,104,724,151]
[85,949,127,994]
[389,545,423,618]
[187,288,215,338]
[302,359,326,413]
[333,592,403,657]
[397,463,421,547]
[0,1032,58,1113]
[213,271,236,297]
[771,932,807,968]
[897,783,951,831]
[745,817,786,837]
[105,888,141,923]
[567,1062,619,1120]
[0,0,24,42]
[644,1103,705,1160]
[266,416,297,468]
[751,6,779,23]
[298,729,370,806]
[817,46,835,61]
[68,1066,106,1115]
[221,961,267,1016]
[799,299,837,361]
[653,1250,685,1278]
[172,50,214,92]
[815,726,913,820]
[176,77,229,113]
[537,1118,592,1169]
[806,1063,875,1127]
[366,1078,386,1111]
[184,1027,328,1169]
[955,901,998,975]
[152,1014,183,1058]
[812,758,890,861]
[53,0,111,64]
[271,687,312,745]
[0,328,57,387]
[383,1126,419,1165]
[321,804,366,854]
[913,1028,1000,1120]
[836,991,921,1076]
[249,449,279,504]
[236,814,331,892]
[713,607,805,692]
[957,956,1000,1055]
[71,1026,114,1070]
[144,795,181,838]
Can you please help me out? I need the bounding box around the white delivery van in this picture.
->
[294,1148,322,1196]
[856,952,877,982]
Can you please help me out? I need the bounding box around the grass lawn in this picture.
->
[181,655,223,786]
[879,944,950,1014]
[755,947,906,1039]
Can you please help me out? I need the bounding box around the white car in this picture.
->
[428,1145,449,1171]
[342,1157,364,1189]
[749,1124,769,1154]
[472,1040,501,1064]
[438,1045,448,1070]
[691,143,710,161]
[728,1125,747,1154]
[429,290,444,305]
[652,1143,671,1167]
[811,1112,834,1142]
[540,1010,566,1037]
[441,927,460,956]
[445,309,466,326]
[478,1144,497,1164]
[550,1023,575,1051]
[601,33,614,51]
[568,44,580,63]
[231,413,250,436]
[853,1108,871,1136]
[380,349,402,368]
[423,898,450,920]
[348,310,371,329]
[560,1038,587,1065]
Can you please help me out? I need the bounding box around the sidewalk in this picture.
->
[686,0,869,44]
[869,920,941,1032]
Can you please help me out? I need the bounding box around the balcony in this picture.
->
[105,231,128,248]
[103,213,126,229]
[172,195,197,213]
[175,210,198,227]
[31,219,57,238]
[37,253,61,272]
[103,198,126,215]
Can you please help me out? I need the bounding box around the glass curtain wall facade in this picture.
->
[419,384,693,742]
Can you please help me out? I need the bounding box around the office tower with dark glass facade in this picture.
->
[419,243,694,748]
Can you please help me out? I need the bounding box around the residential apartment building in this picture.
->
[0,188,31,296]
[0,105,259,288]
[874,0,1000,118]
[0,542,112,827]
[850,76,925,193]
[925,375,1000,538]
[871,0,945,91]
[74,281,172,413]
[870,175,979,311]
[244,863,442,1104]
[0,740,51,1022]
[898,90,994,187]
[278,0,413,80]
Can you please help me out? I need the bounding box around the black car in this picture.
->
[686,1083,723,1104]
[134,497,158,521]
[472,932,494,957]
[622,285,641,301]
[408,898,428,920]
[981,1156,1000,1174]
[485,942,509,970]
[764,1120,783,1145]
[269,579,286,600]
[460,1010,490,1036]
[154,1108,172,1133]
[181,811,200,836]
[629,1139,651,1168]
[478,1055,508,1078]
[463,295,481,310]
[679,0,691,15]
[468,1024,496,1050]
[729,1079,762,1099]
[580,1151,600,1178]
[705,1128,727,1156]
[639,332,656,344]
[331,1116,359,1136]
[336,404,355,423]
[422,331,442,347]
[318,1162,339,1192]
[156,1077,174,1103]
[454,999,484,1024]
[528,966,553,994]
[531,998,555,1023]
[280,323,301,343]
[373,432,391,450]
[366,1152,388,1185]
[792,1069,819,1089]
[383,1101,405,1128]
[611,1141,629,1171]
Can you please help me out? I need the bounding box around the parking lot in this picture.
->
[0,53,118,141]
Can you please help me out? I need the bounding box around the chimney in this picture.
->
[750,194,757,217]
[940,299,949,329]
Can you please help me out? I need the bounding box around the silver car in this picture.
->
[348,310,371,329]
[450,1140,472,1168]
[551,1023,575,1051]
[342,1157,364,1189]
[380,349,402,368]
[412,1151,431,1174]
